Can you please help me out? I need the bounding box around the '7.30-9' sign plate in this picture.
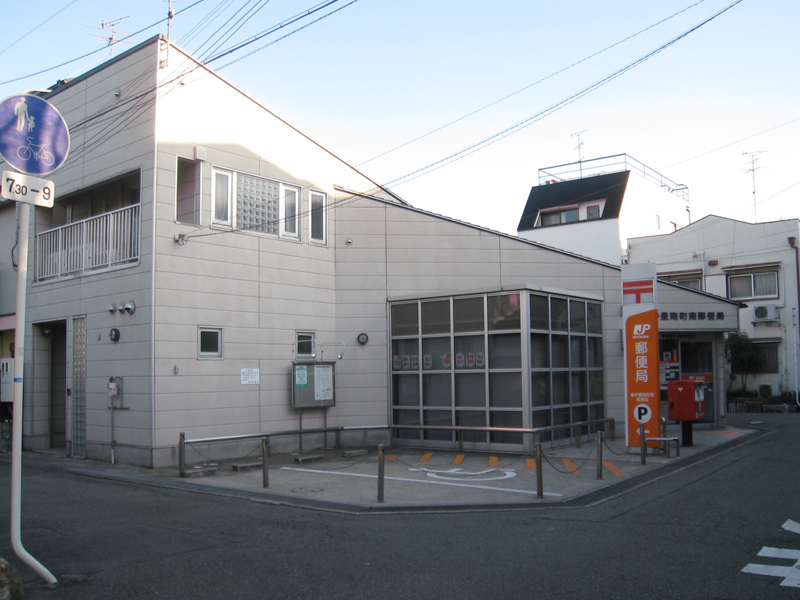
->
[2,170,54,208]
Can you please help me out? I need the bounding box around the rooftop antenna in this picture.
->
[571,129,588,177]
[163,0,176,68]
[88,17,132,57]
[743,150,767,223]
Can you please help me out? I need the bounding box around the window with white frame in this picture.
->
[296,332,316,357]
[310,190,326,243]
[211,168,301,238]
[198,327,223,359]
[540,207,578,227]
[235,173,300,238]
[728,271,778,300]
[212,168,232,227]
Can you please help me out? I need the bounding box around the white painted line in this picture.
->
[757,546,800,560]
[280,467,561,497]
[783,519,800,534]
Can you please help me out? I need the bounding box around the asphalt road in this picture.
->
[1,412,798,599]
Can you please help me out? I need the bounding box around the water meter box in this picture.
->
[667,380,705,421]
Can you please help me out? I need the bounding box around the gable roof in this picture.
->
[517,170,630,231]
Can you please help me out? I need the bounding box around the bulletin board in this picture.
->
[291,361,336,409]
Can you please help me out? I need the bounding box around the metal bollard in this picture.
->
[179,432,185,477]
[535,443,543,500]
[377,444,385,503]
[596,431,603,480]
[262,438,269,489]
[639,422,646,465]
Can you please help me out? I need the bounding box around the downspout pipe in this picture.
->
[788,237,800,407]
[11,203,58,583]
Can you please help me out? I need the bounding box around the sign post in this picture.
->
[622,264,661,450]
[0,93,70,585]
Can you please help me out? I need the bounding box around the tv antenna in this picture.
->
[571,129,588,176]
[88,17,133,57]
[743,150,767,223]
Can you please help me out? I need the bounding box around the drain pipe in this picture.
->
[11,203,57,584]
[788,237,800,407]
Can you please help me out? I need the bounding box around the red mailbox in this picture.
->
[667,380,705,421]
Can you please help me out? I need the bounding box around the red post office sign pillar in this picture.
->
[622,264,661,449]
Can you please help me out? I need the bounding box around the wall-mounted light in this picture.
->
[357,333,369,345]
[38,324,51,337]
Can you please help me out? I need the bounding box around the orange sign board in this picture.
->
[625,308,661,447]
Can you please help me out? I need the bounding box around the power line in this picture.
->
[0,0,80,58]
[383,0,744,190]
[0,0,207,88]
[357,0,712,167]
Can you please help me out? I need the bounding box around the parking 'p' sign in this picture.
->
[0,94,70,176]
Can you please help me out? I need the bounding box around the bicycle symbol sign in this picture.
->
[0,94,69,176]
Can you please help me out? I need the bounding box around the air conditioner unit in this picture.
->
[753,304,779,322]
[758,382,780,400]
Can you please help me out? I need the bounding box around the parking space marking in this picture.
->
[282,467,562,497]
[602,460,626,477]
[525,459,537,471]
[453,454,465,465]
[489,456,499,468]
[419,452,434,462]
[562,459,579,473]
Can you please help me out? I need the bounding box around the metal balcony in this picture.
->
[35,204,140,281]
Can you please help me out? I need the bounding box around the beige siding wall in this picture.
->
[23,42,160,460]
[334,198,628,430]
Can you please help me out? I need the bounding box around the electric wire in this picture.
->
[203,0,350,66]
[195,0,273,62]
[0,0,207,88]
[384,0,744,190]
[179,0,237,47]
[0,0,80,58]
[357,0,712,167]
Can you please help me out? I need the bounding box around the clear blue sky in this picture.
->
[2,0,797,234]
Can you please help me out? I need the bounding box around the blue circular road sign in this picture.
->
[0,94,70,176]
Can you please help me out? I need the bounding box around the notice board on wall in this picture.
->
[291,361,336,409]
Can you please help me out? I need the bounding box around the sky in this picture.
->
[1,0,798,235]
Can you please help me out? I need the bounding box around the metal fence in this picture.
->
[179,418,617,499]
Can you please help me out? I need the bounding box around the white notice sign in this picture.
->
[314,365,333,401]
[241,368,260,385]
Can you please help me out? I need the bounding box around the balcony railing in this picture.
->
[35,205,140,281]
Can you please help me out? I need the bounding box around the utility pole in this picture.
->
[743,150,767,223]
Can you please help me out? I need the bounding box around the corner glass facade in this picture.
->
[390,290,604,450]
